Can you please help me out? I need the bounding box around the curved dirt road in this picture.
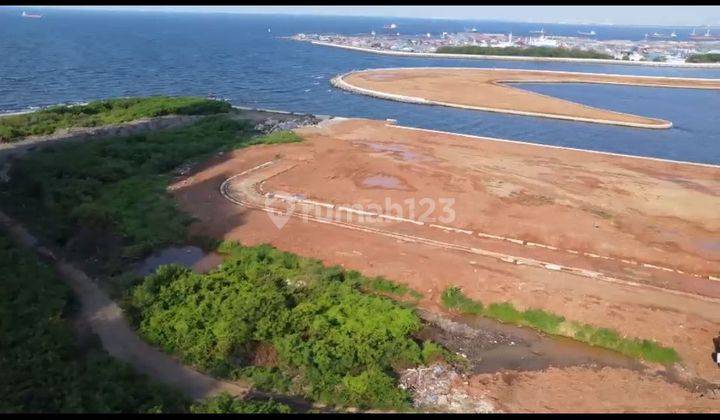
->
[220,158,720,304]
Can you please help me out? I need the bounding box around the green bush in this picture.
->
[686,53,720,63]
[189,393,291,414]
[436,45,614,59]
[0,114,302,277]
[128,242,426,410]
[420,341,446,364]
[441,286,483,314]
[0,96,232,142]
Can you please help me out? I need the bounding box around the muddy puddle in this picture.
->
[363,142,425,162]
[416,310,643,375]
[363,175,403,189]
[134,246,224,277]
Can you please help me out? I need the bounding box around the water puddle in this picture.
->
[416,311,643,375]
[135,246,223,277]
[362,175,403,189]
[363,142,425,162]
[699,240,720,252]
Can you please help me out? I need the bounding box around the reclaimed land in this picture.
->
[171,117,720,404]
[4,99,720,412]
[334,67,720,128]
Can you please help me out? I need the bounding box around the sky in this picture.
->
[20,6,720,27]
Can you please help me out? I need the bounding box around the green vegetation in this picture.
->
[0,96,232,142]
[440,286,679,365]
[441,286,483,315]
[0,114,299,280]
[127,241,439,410]
[0,232,188,413]
[436,45,614,60]
[362,276,423,301]
[189,393,291,414]
[686,53,720,63]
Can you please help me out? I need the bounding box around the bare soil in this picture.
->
[170,117,720,412]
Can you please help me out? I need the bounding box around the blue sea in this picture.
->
[2,8,720,164]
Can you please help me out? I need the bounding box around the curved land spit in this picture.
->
[171,118,720,398]
[333,68,720,129]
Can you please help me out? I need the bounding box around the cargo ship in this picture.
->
[21,11,43,19]
[690,28,720,41]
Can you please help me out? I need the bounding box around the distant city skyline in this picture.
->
[16,6,720,27]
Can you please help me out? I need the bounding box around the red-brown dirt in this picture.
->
[170,118,720,411]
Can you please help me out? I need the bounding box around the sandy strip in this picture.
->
[335,67,720,129]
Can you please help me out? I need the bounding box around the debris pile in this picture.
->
[399,364,496,413]
[253,115,321,134]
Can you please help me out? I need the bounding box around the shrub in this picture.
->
[0,96,232,142]
[0,115,294,276]
[436,45,613,59]
[0,233,188,413]
[440,286,483,314]
[189,393,291,414]
[128,242,424,410]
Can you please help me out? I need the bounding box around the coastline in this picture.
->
[308,40,720,69]
[332,69,683,130]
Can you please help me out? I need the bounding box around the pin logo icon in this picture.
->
[264,191,297,230]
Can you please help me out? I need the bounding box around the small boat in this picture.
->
[577,30,596,36]
[21,11,43,19]
[383,23,397,30]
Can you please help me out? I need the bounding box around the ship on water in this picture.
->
[650,31,678,39]
[577,30,596,37]
[21,11,43,19]
[690,28,720,41]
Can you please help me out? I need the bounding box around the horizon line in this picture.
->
[10,6,719,28]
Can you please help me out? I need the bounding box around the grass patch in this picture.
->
[439,286,679,365]
[0,96,232,142]
[436,45,614,59]
[362,275,423,301]
[252,130,304,144]
[441,286,483,315]
[127,241,436,410]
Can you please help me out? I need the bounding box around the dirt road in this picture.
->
[0,209,251,401]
